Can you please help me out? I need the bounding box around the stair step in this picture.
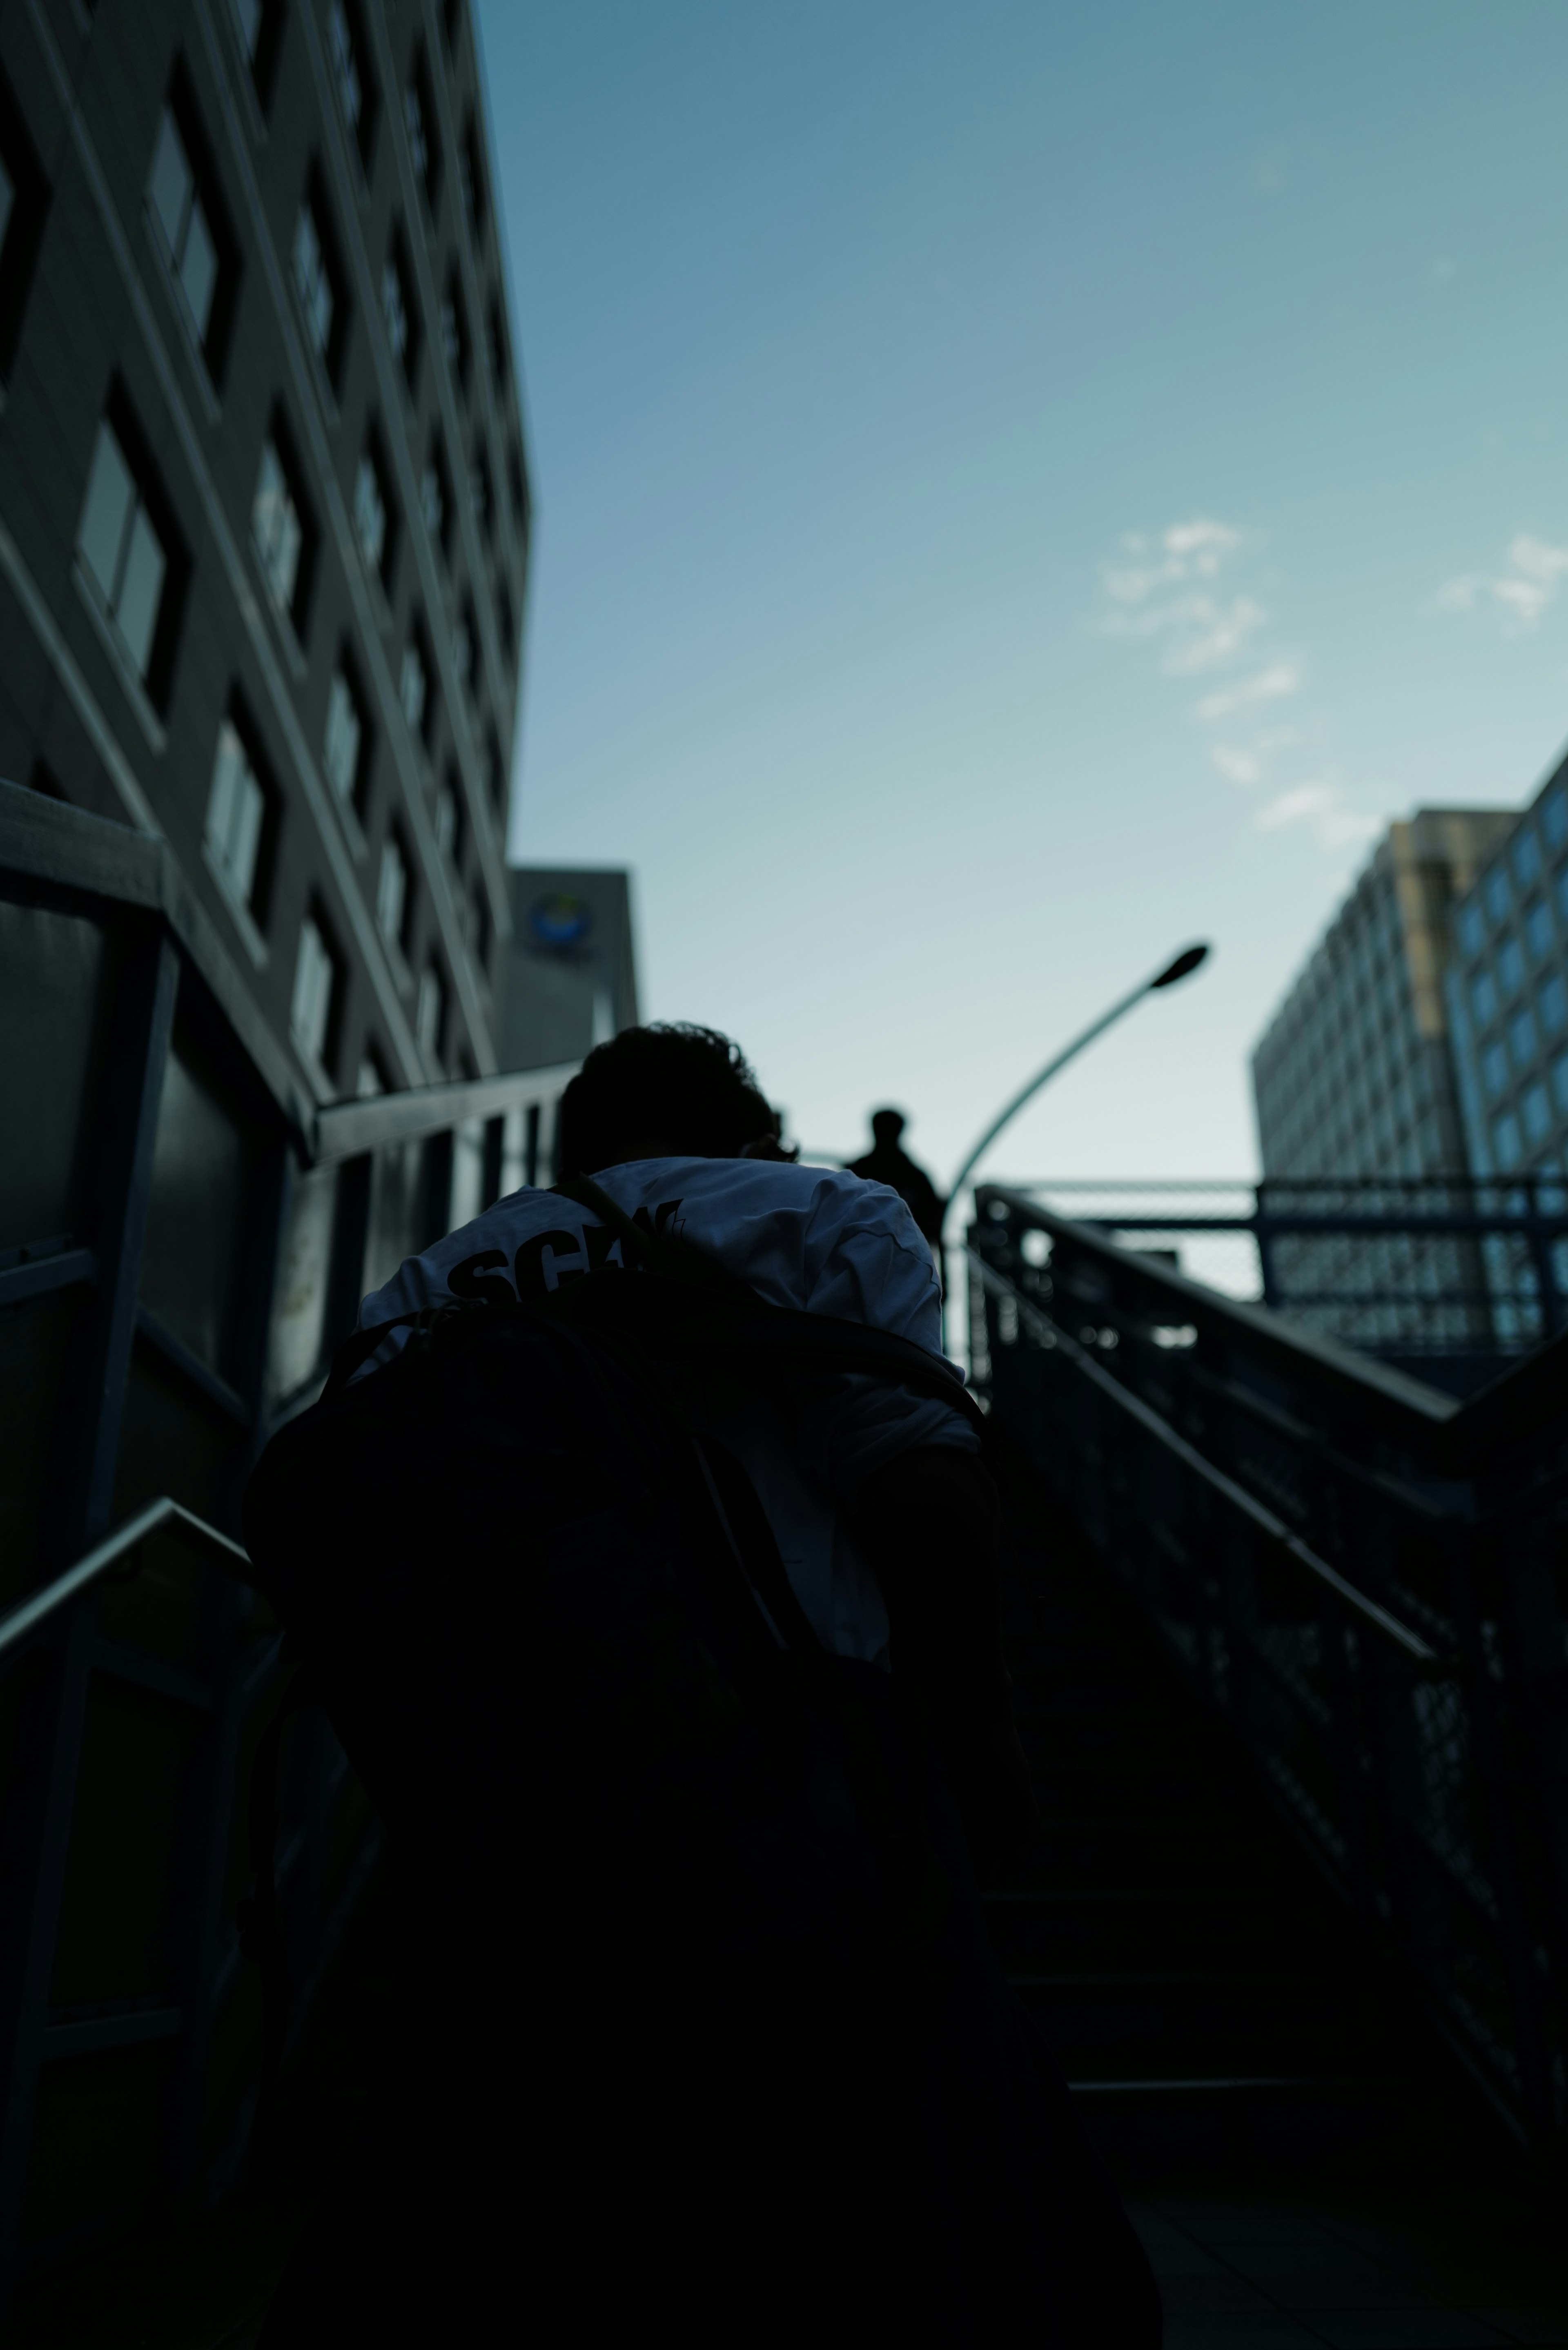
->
[985,1887,1341,1969]
[1066,2069,1461,2186]
[1011,1969,1380,2065]
[1008,1820,1268,1889]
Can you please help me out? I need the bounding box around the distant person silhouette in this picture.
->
[849,1108,945,1254]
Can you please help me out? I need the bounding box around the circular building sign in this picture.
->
[528,892,593,952]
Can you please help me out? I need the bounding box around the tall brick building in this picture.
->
[0,0,529,1099]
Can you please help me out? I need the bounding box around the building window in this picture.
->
[435,769,461,864]
[1544,788,1568,854]
[1554,1053,1568,1118]
[252,423,314,633]
[383,230,419,390]
[293,176,347,385]
[400,630,430,744]
[230,0,283,107]
[405,45,441,216]
[1492,1111,1522,1170]
[485,294,507,393]
[1484,868,1511,927]
[469,443,492,539]
[1456,901,1486,962]
[149,106,214,352]
[421,437,451,557]
[1498,937,1527,998]
[459,114,485,246]
[328,0,377,172]
[292,910,341,1074]
[205,715,273,919]
[441,267,469,390]
[1468,968,1498,1029]
[467,880,490,969]
[1541,973,1568,1037]
[416,960,445,1059]
[323,661,368,810]
[453,599,475,695]
[1523,1080,1552,1147]
[354,435,396,589]
[1481,1039,1507,1098]
[0,75,49,383]
[1509,1005,1537,1069]
[1512,829,1543,890]
[1526,898,1554,960]
[78,405,185,702]
[376,829,410,950]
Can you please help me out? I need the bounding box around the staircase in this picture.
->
[987,1504,1464,2189]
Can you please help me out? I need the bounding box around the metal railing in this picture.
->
[0,777,581,2307]
[970,1186,1568,2162]
[1007,1176,1568,1377]
[0,1500,250,1667]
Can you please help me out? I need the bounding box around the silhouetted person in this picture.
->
[850,1106,947,1303]
[246,1027,1158,2347]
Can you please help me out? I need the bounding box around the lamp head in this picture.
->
[1151,942,1210,990]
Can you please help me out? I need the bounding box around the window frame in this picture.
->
[405,40,442,220]
[323,652,371,816]
[328,0,379,174]
[382,225,420,394]
[252,408,317,640]
[0,69,48,383]
[147,72,240,385]
[293,166,350,389]
[76,389,190,712]
[352,426,398,594]
[292,903,345,1079]
[203,699,278,927]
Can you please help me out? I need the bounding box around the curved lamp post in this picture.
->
[942,942,1211,1346]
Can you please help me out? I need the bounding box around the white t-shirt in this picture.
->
[354,1158,977,1665]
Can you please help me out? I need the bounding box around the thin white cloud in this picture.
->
[1194,660,1302,722]
[1161,595,1266,674]
[1439,534,1568,631]
[1096,519,1382,859]
[1256,783,1381,849]
[1101,517,1243,607]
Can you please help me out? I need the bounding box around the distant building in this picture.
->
[501,866,639,1071]
[1251,809,1514,1348]
[0,0,529,1100]
[1444,755,1568,1181]
[1254,811,1514,1183]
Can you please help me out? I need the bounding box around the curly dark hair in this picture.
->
[555,1023,775,1176]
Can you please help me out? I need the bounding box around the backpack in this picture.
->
[242,1175,987,1992]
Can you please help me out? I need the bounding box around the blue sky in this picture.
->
[477,0,1568,1188]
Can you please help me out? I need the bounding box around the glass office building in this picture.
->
[1444,758,1568,1181]
[0,0,529,1100]
[1251,809,1515,1349]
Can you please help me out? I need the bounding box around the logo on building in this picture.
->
[527,892,593,953]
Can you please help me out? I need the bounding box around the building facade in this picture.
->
[0,0,528,1103]
[1250,809,1514,1348]
[1443,754,1568,1181]
[500,865,640,1074]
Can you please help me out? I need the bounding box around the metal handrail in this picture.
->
[311,1058,579,1166]
[0,1500,252,1666]
[969,1252,1446,1670]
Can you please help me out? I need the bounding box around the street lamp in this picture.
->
[942,942,1211,1345]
